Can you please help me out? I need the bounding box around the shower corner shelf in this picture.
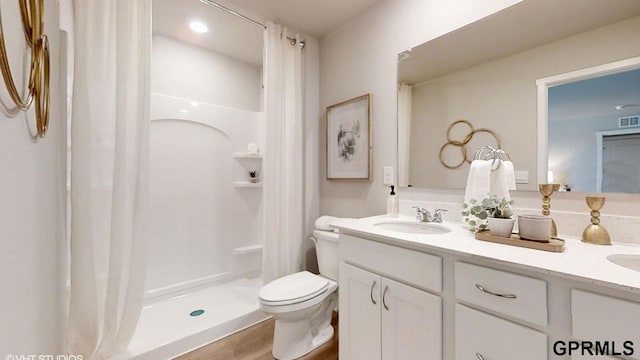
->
[233,152,263,159]
[233,181,262,188]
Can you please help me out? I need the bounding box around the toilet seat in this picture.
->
[259,271,329,306]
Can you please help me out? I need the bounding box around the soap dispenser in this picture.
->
[387,185,398,217]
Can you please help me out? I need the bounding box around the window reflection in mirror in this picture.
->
[546,67,640,193]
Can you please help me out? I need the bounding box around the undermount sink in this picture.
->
[374,221,451,235]
[607,254,640,272]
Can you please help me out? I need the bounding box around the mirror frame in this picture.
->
[536,56,640,186]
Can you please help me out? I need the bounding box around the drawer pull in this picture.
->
[475,352,485,360]
[382,286,390,310]
[475,284,517,299]
[370,281,377,305]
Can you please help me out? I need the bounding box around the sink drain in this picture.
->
[189,309,205,317]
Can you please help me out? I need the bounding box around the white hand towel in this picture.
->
[464,160,492,204]
[503,160,517,190]
[490,160,516,200]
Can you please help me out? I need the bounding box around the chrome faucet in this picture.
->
[412,207,432,222]
[413,207,448,223]
[431,208,448,223]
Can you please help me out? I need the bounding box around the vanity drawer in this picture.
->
[455,304,547,360]
[455,261,548,326]
[339,234,442,292]
[572,289,640,359]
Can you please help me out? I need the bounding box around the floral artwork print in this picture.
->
[326,94,370,180]
[337,120,360,161]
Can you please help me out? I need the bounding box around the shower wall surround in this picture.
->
[148,34,265,300]
[152,34,262,111]
[148,94,264,300]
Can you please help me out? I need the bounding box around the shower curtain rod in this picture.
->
[199,0,267,29]
[198,0,305,48]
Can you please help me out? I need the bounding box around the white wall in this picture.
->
[0,0,65,355]
[319,0,640,244]
[152,34,262,111]
[319,0,523,218]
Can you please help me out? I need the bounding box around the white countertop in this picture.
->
[333,215,640,294]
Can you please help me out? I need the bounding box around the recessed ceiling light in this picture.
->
[189,21,208,34]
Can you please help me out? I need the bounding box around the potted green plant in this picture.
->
[462,193,514,237]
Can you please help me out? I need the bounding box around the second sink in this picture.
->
[374,221,451,235]
[607,254,640,272]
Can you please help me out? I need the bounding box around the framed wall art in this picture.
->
[326,94,372,181]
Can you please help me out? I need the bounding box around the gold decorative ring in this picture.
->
[0,0,50,139]
[440,121,501,168]
[439,142,468,169]
[446,119,474,145]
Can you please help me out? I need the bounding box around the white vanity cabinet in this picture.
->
[336,219,640,360]
[454,262,548,360]
[455,304,547,360]
[572,289,640,359]
[339,234,443,360]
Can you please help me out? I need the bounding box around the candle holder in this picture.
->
[539,184,560,237]
[582,196,611,245]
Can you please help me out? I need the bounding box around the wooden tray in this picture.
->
[475,231,565,252]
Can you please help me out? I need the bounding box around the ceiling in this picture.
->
[398,0,640,85]
[152,0,383,66]
[549,68,640,123]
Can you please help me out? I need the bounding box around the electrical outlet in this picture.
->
[383,166,394,185]
[515,170,529,184]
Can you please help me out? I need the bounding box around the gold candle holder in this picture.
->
[582,196,611,245]
[539,184,560,238]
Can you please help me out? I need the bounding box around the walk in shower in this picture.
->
[125,1,268,357]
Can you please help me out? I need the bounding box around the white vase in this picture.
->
[487,218,515,237]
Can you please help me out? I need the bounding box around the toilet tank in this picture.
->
[312,229,339,281]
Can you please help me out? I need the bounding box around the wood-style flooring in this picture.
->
[176,313,339,360]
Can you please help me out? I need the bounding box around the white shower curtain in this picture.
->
[67,1,150,358]
[398,83,412,187]
[262,22,305,283]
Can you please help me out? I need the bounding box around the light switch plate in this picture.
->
[383,166,394,185]
[515,170,529,184]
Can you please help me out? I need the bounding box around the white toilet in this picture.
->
[258,227,339,360]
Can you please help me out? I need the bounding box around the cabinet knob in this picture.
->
[370,281,377,305]
[382,285,390,310]
[475,284,517,299]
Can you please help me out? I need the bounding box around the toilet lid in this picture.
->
[259,271,329,306]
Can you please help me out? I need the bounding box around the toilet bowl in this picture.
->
[258,226,340,360]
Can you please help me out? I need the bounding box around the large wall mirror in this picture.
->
[397,0,640,193]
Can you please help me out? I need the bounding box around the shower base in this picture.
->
[121,276,268,360]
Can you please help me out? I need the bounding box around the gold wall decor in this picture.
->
[0,0,50,139]
[439,120,501,169]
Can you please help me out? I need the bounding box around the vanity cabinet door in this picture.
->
[455,304,547,360]
[339,262,381,360]
[381,277,442,360]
